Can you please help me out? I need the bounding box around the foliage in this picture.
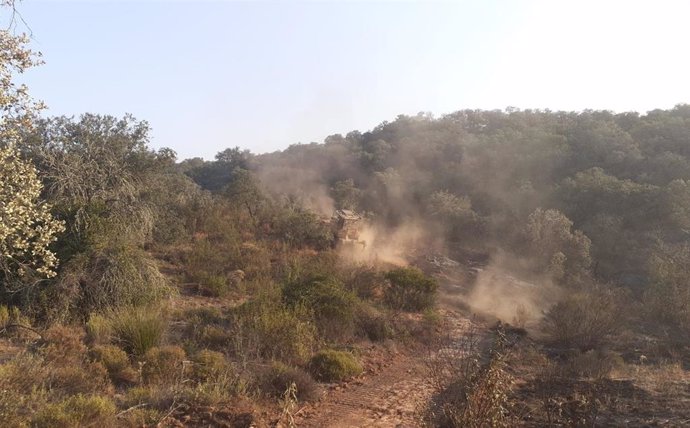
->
[190,349,232,382]
[141,345,186,385]
[56,245,173,316]
[262,362,319,402]
[0,144,65,292]
[283,275,359,340]
[383,266,438,311]
[543,288,622,350]
[525,208,592,283]
[108,306,166,357]
[31,394,116,428]
[90,344,137,384]
[644,244,690,338]
[231,292,316,364]
[308,349,362,382]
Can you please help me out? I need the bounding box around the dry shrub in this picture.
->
[356,304,394,341]
[0,354,48,423]
[543,287,622,351]
[32,394,116,428]
[426,327,514,428]
[108,306,167,357]
[261,362,319,401]
[38,324,87,365]
[342,265,386,300]
[48,361,112,396]
[56,246,173,316]
[561,349,623,380]
[308,350,362,382]
[90,344,138,384]
[191,349,232,382]
[117,407,163,427]
[141,345,187,385]
[199,325,233,350]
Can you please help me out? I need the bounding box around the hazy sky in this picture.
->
[7,0,690,159]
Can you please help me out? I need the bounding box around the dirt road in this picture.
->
[293,308,474,428]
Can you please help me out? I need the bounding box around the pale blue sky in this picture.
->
[6,1,690,159]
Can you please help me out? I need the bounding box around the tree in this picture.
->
[1,29,64,291]
[526,208,592,283]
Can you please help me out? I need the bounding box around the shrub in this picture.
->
[32,394,116,428]
[384,267,438,311]
[426,329,513,428]
[197,273,230,297]
[191,349,232,382]
[47,362,112,396]
[543,288,621,350]
[309,350,362,382]
[85,313,112,345]
[56,246,173,316]
[283,275,359,340]
[38,324,88,365]
[356,305,393,341]
[343,266,386,300]
[90,344,138,384]
[108,307,166,357]
[141,346,187,385]
[262,362,319,401]
[231,295,316,364]
[561,349,623,379]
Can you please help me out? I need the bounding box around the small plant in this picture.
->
[309,350,362,382]
[262,362,319,401]
[191,349,232,382]
[32,394,116,428]
[90,344,138,384]
[356,305,393,341]
[86,313,112,345]
[141,345,187,385]
[384,267,438,311]
[108,307,166,357]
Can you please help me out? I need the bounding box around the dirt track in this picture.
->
[293,308,474,428]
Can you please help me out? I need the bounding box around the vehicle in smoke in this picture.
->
[331,209,366,249]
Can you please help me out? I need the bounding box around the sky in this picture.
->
[5,0,690,160]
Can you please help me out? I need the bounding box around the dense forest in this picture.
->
[2,7,690,426]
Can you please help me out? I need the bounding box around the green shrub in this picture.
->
[108,307,166,356]
[231,295,316,364]
[262,362,319,401]
[141,346,187,385]
[384,267,438,311]
[32,394,116,428]
[90,344,138,384]
[283,275,359,340]
[309,350,362,382]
